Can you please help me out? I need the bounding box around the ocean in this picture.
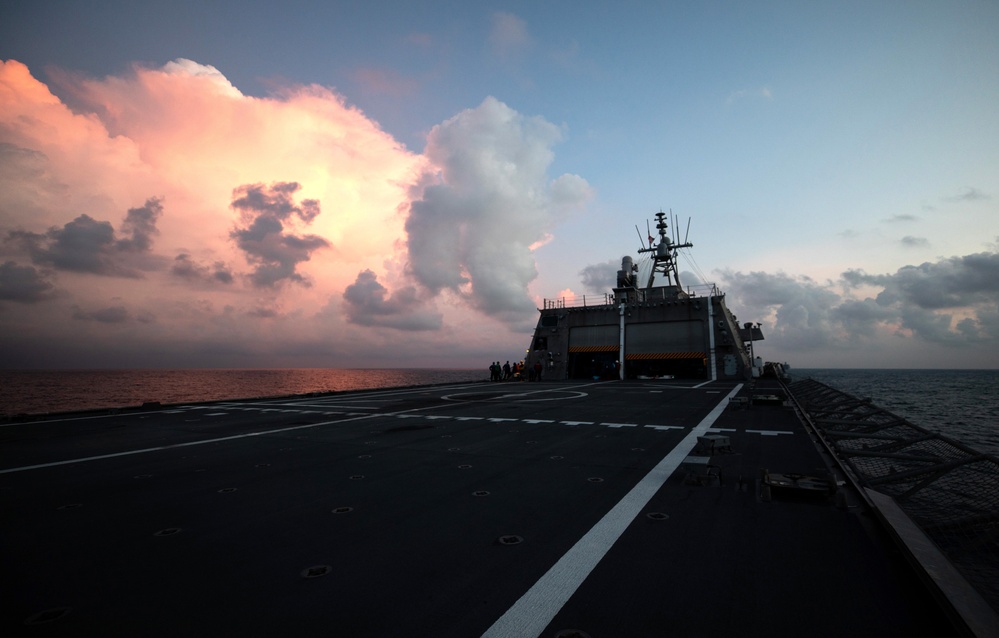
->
[0,369,484,417]
[1,367,995,458]
[794,368,999,459]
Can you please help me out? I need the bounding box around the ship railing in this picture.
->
[785,378,999,633]
[541,284,722,310]
[542,294,615,309]
[685,282,721,297]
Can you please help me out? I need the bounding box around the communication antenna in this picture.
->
[684,217,691,244]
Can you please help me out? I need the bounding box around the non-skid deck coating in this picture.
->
[1,379,951,636]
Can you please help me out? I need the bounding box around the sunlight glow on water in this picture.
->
[0,369,483,415]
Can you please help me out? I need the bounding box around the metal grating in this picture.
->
[787,378,999,618]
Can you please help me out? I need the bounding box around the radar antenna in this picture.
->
[636,210,693,290]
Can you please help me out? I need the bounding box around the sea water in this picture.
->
[796,369,999,458]
[0,368,483,416]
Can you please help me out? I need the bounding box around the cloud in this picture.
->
[72,304,130,323]
[719,270,841,350]
[0,58,436,367]
[845,252,999,311]
[489,12,531,61]
[722,250,999,354]
[117,198,163,253]
[170,253,234,285]
[900,236,929,248]
[883,214,918,223]
[7,197,164,277]
[352,67,420,98]
[945,187,990,202]
[405,97,591,324]
[727,87,773,105]
[579,259,620,294]
[342,269,442,331]
[0,260,55,302]
[229,182,330,287]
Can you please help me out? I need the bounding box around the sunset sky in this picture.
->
[1,1,997,369]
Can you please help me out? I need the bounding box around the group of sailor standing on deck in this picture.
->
[489,360,543,382]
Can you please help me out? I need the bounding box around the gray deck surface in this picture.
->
[1,379,953,636]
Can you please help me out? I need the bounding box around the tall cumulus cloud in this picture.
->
[405,97,591,323]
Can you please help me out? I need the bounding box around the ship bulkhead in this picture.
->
[527,289,752,381]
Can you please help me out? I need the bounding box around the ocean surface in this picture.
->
[794,368,999,459]
[1,367,995,458]
[0,369,484,416]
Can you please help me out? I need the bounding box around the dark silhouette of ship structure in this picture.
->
[525,210,763,382]
[2,210,996,637]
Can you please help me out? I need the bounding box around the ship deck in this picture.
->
[1,378,954,636]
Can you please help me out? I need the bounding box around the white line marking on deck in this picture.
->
[649,390,663,393]
[644,425,683,431]
[747,429,794,436]
[205,413,228,416]
[522,419,554,424]
[601,423,637,428]
[560,421,593,426]
[454,417,483,421]
[488,418,517,423]
[0,414,380,475]
[708,428,737,432]
[480,383,743,638]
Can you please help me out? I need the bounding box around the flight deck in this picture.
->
[1,379,952,636]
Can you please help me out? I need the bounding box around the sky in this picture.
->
[0,1,997,370]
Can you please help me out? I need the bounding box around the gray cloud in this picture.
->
[0,260,55,303]
[720,270,841,350]
[722,250,999,351]
[900,236,929,248]
[405,97,591,324]
[116,199,162,253]
[171,253,234,285]
[229,182,329,288]
[343,269,442,331]
[884,214,919,223]
[846,252,999,311]
[72,304,129,323]
[7,198,164,277]
[579,259,619,294]
[945,187,990,202]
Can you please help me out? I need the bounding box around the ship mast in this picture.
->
[636,210,692,290]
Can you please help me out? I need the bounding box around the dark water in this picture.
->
[795,369,999,459]
[0,369,484,416]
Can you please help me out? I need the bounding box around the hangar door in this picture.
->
[625,321,707,379]
[567,325,618,379]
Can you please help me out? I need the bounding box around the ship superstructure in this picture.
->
[526,210,764,380]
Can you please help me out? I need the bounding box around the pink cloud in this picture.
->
[0,58,435,366]
[0,60,586,368]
